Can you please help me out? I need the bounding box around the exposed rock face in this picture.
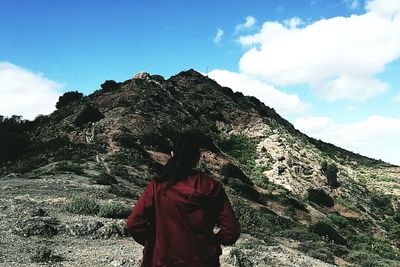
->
[0,69,399,266]
[133,72,151,80]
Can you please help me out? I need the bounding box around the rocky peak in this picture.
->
[168,68,214,87]
[133,72,151,80]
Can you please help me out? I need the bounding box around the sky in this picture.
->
[0,0,399,165]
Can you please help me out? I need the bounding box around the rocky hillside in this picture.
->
[0,69,399,266]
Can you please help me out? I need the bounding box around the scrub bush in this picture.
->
[221,163,253,185]
[65,197,100,215]
[307,188,334,207]
[309,220,347,245]
[101,80,120,92]
[55,162,83,175]
[98,203,131,219]
[56,91,83,109]
[75,105,104,126]
[218,134,257,169]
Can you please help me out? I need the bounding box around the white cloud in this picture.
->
[314,76,389,101]
[213,28,224,44]
[0,62,63,120]
[208,69,310,116]
[366,0,400,17]
[237,0,400,101]
[284,17,303,29]
[235,16,256,32]
[294,115,400,165]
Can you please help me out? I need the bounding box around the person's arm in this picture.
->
[126,181,155,246]
[213,185,241,245]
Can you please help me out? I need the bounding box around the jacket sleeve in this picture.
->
[126,181,155,246]
[213,184,241,246]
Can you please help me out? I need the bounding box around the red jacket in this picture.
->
[126,171,241,267]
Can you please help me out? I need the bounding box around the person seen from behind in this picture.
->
[126,129,241,266]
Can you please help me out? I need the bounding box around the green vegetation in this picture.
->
[394,211,400,223]
[345,234,400,266]
[98,202,132,219]
[42,135,71,151]
[220,162,253,185]
[139,132,172,153]
[336,196,363,213]
[208,110,225,122]
[232,199,294,245]
[65,197,131,219]
[113,132,139,149]
[220,162,262,202]
[233,195,353,265]
[370,191,394,216]
[345,251,388,267]
[325,213,348,229]
[298,241,336,264]
[237,238,265,250]
[251,163,273,188]
[91,171,118,185]
[112,133,152,166]
[278,226,319,242]
[55,91,83,109]
[65,197,100,215]
[389,225,400,246]
[218,134,257,169]
[309,220,347,245]
[111,165,129,177]
[55,162,83,175]
[302,165,313,176]
[217,134,268,202]
[307,188,334,207]
[372,208,400,250]
[292,211,400,266]
[111,145,163,175]
[74,104,104,126]
[108,184,138,199]
[309,137,383,167]
[0,115,32,163]
[100,80,120,92]
[0,116,108,174]
[281,196,307,212]
[298,239,349,264]
[221,176,259,202]
[320,160,339,187]
[30,245,63,263]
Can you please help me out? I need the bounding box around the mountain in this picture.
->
[0,69,399,266]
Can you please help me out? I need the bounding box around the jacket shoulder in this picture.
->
[198,171,220,183]
[196,172,223,194]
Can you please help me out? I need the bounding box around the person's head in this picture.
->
[171,130,201,166]
[155,129,202,183]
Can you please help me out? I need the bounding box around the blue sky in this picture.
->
[0,0,366,92]
[1,0,399,165]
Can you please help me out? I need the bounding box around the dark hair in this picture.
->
[155,129,201,186]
